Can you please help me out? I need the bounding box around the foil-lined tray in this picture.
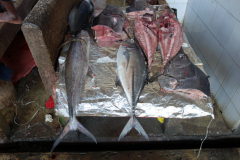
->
[55,34,214,119]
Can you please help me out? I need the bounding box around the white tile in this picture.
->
[168,3,175,8]
[202,58,213,77]
[175,0,188,3]
[209,3,226,37]
[192,0,201,14]
[216,0,229,11]
[235,51,240,68]
[214,51,234,84]
[197,0,209,21]
[203,0,217,27]
[232,85,240,114]
[222,63,240,98]
[215,86,231,111]
[216,11,237,47]
[183,5,191,29]
[194,24,208,56]
[188,0,195,7]
[224,21,240,60]
[184,29,194,46]
[210,73,221,96]
[191,42,201,56]
[205,37,223,71]
[187,8,197,35]
[166,0,175,3]
[200,28,215,60]
[191,16,202,43]
[222,101,240,130]
[228,0,240,19]
[174,3,187,24]
[193,46,205,62]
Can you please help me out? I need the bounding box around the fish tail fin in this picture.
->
[76,120,97,144]
[118,116,149,141]
[50,123,71,155]
[50,118,97,155]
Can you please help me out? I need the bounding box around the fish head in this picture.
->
[167,48,191,68]
[126,0,149,13]
[93,4,125,33]
[142,13,154,23]
[164,48,195,78]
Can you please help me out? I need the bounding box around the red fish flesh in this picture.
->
[92,25,128,41]
[156,5,176,21]
[134,17,158,70]
[92,4,128,42]
[158,16,183,73]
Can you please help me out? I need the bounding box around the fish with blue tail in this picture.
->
[116,39,149,141]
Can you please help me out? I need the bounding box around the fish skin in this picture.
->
[50,31,96,155]
[126,0,149,13]
[117,39,149,141]
[158,48,211,99]
[69,0,94,36]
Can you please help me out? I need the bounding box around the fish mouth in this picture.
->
[171,63,191,68]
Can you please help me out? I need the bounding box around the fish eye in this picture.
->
[179,55,185,59]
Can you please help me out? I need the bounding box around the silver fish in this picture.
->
[50,30,96,155]
[116,39,149,141]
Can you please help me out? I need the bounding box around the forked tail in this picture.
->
[118,116,149,141]
[50,118,97,155]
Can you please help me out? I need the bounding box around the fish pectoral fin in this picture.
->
[115,75,120,87]
[76,120,97,144]
[50,123,71,155]
[149,71,162,83]
[118,116,149,141]
[87,66,94,78]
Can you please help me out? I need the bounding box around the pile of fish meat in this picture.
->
[51,0,211,154]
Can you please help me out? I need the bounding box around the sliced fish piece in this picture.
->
[134,16,158,71]
[158,16,184,73]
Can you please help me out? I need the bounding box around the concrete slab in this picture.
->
[0,69,233,145]
[22,0,79,96]
[0,148,240,160]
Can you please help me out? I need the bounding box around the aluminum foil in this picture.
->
[55,34,214,119]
